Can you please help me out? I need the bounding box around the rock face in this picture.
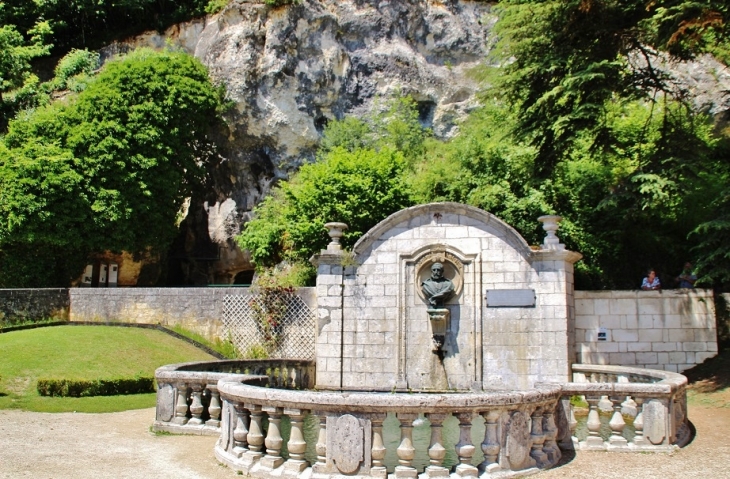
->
[106,0,730,284]
[112,0,496,284]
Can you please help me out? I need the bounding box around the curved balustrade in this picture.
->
[153,359,315,435]
[214,380,564,479]
[553,364,690,452]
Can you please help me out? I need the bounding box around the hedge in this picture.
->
[37,377,154,397]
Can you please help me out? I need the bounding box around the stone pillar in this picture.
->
[531,216,582,386]
[370,414,387,479]
[312,414,328,476]
[283,408,309,476]
[395,413,418,479]
[425,413,449,478]
[311,223,348,390]
[454,413,478,477]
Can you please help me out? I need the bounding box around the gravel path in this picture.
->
[1,404,729,478]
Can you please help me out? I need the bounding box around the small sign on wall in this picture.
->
[485,289,536,307]
[597,327,607,341]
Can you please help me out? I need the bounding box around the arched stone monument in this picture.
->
[312,203,581,391]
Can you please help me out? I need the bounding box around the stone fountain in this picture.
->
[154,202,691,478]
[313,203,581,392]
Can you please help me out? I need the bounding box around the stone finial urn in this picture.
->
[537,215,565,251]
[324,222,348,253]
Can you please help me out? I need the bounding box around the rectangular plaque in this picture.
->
[485,289,536,307]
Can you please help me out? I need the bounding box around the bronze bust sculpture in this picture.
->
[421,262,455,308]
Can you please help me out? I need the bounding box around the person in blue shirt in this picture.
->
[641,268,661,290]
[675,262,697,288]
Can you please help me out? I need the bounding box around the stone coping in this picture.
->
[155,359,315,387]
[574,289,714,298]
[217,379,562,413]
[558,364,688,396]
[156,358,314,373]
[572,363,690,380]
[352,202,534,258]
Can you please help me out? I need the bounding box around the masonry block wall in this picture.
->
[574,290,718,372]
[0,289,69,325]
[314,203,581,392]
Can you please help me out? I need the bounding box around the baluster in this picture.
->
[395,413,417,479]
[294,366,302,389]
[371,414,387,479]
[283,408,309,476]
[584,396,604,449]
[188,384,204,426]
[240,403,265,471]
[282,365,290,388]
[608,395,628,449]
[312,414,327,475]
[479,410,500,474]
[568,400,578,447]
[172,384,189,425]
[542,406,561,465]
[261,406,285,469]
[529,408,548,467]
[633,397,647,447]
[232,404,250,457]
[206,386,221,428]
[425,413,449,478]
[454,413,478,477]
[621,395,638,417]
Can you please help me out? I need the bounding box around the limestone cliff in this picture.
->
[107,0,496,284]
[104,0,730,285]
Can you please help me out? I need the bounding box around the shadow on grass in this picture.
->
[682,347,730,393]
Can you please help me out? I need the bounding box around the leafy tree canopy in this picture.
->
[491,0,730,176]
[0,17,52,130]
[0,0,215,53]
[0,48,223,287]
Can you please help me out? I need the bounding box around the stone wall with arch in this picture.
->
[312,202,582,391]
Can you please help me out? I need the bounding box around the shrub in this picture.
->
[37,377,155,397]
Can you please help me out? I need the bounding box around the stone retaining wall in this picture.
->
[68,288,317,342]
[574,289,717,372]
[0,289,69,325]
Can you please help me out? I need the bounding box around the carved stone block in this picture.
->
[326,414,371,475]
[155,383,175,422]
[643,399,667,445]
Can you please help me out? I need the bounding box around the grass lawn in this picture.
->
[0,325,217,412]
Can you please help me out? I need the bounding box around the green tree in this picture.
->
[0,19,52,130]
[0,48,223,287]
[490,0,729,176]
[238,147,415,277]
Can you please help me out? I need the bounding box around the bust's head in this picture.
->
[431,262,445,280]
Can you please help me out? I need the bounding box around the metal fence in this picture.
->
[222,292,316,360]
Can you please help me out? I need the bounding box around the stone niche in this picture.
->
[313,203,582,391]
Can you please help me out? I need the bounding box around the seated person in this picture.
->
[676,262,697,288]
[641,269,661,290]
